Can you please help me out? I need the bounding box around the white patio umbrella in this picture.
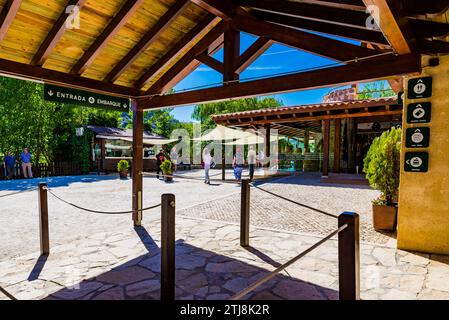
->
[192,125,257,141]
[224,134,281,145]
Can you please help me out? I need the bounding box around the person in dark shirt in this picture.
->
[4,151,16,179]
[156,149,165,179]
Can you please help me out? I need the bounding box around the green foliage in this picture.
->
[192,97,282,131]
[144,108,179,137]
[363,127,402,205]
[358,81,395,100]
[117,159,129,172]
[160,159,173,175]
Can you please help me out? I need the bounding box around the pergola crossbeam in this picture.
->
[235,37,273,74]
[0,0,22,42]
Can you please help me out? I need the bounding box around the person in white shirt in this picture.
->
[247,146,257,180]
[202,148,213,184]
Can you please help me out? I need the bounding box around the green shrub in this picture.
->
[117,159,129,172]
[363,127,401,205]
[160,159,173,175]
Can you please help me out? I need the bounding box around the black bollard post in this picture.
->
[161,193,175,301]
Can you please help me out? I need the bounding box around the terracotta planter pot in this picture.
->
[372,204,398,231]
[119,169,128,179]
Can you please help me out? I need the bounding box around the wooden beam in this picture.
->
[0,58,142,97]
[416,40,449,55]
[334,119,341,173]
[406,0,449,17]
[252,10,389,46]
[190,0,235,20]
[138,53,420,109]
[105,0,190,83]
[232,14,380,62]
[0,0,22,43]
[71,0,144,75]
[322,119,330,177]
[235,37,272,74]
[295,0,366,12]
[132,102,143,226]
[236,0,371,28]
[134,15,218,89]
[32,0,87,66]
[145,21,227,95]
[223,26,240,82]
[410,20,449,40]
[195,52,223,74]
[362,0,411,54]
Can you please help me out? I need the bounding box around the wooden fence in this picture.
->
[0,162,89,180]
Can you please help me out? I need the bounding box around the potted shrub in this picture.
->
[117,159,129,179]
[160,159,173,182]
[363,127,401,231]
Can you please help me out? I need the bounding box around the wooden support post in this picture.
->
[161,193,176,301]
[334,119,341,173]
[240,179,250,247]
[338,212,360,300]
[322,119,330,178]
[132,101,143,227]
[304,130,310,154]
[265,124,271,159]
[38,183,49,255]
[222,139,226,181]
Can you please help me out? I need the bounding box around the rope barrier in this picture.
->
[46,188,161,215]
[230,224,348,300]
[0,187,39,199]
[142,172,240,185]
[249,183,339,219]
[0,286,17,300]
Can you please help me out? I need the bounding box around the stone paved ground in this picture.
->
[1,214,449,300]
[178,173,394,245]
[1,170,449,300]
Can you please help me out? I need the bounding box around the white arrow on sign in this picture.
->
[415,129,421,133]
[48,90,54,96]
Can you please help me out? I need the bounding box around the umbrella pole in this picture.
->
[222,139,226,181]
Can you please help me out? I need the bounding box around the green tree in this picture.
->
[144,108,179,137]
[358,81,395,100]
[192,97,282,131]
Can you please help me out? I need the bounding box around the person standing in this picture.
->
[156,149,165,179]
[4,151,16,179]
[233,147,245,182]
[202,148,213,184]
[21,148,33,178]
[170,146,178,172]
[247,146,257,181]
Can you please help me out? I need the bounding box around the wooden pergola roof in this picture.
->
[212,97,402,135]
[0,0,447,107]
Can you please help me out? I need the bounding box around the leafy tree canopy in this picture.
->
[192,97,282,131]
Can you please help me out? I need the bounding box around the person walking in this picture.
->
[21,148,33,178]
[202,148,213,184]
[4,151,16,179]
[170,146,178,172]
[156,149,165,179]
[247,146,257,181]
[233,147,244,183]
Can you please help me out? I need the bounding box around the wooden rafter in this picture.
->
[145,21,227,95]
[32,0,87,66]
[296,1,366,12]
[235,37,272,74]
[105,0,190,83]
[252,10,389,46]
[362,0,411,54]
[71,0,144,75]
[223,26,240,82]
[195,53,223,74]
[410,20,449,40]
[0,0,22,43]
[232,14,380,62]
[0,58,141,97]
[236,0,371,29]
[191,0,235,20]
[138,54,420,109]
[134,14,218,89]
[406,0,449,17]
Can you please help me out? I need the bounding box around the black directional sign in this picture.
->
[44,84,130,112]
[408,77,432,99]
[397,91,404,106]
[404,152,429,173]
[407,102,431,124]
[406,127,430,148]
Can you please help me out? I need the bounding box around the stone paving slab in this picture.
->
[1,212,449,301]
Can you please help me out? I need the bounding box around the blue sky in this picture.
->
[171,32,386,122]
